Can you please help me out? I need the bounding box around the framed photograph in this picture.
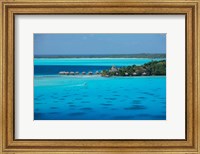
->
[1,0,199,153]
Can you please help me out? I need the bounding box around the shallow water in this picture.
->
[34,58,164,66]
[34,75,166,120]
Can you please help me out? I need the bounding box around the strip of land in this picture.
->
[59,60,166,77]
[101,60,166,77]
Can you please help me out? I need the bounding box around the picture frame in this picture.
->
[0,0,199,153]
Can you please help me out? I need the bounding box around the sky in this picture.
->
[34,34,166,55]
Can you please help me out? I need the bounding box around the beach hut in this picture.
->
[88,71,93,75]
[75,71,79,75]
[132,72,137,76]
[70,71,75,75]
[142,72,147,76]
[125,72,129,76]
[95,71,99,75]
[65,71,69,75]
[82,72,86,75]
[59,71,65,75]
[110,65,118,72]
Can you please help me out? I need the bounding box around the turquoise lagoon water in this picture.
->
[34,58,166,120]
[34,58,164,66]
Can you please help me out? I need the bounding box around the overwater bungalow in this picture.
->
[75,71,79,75]
[109,66,118,72]
[88,71,93,75]
[82,72,86,75]
[70,71,75,75]
[59,71,66,75]
[95,71,99,75]
[125,72,129,76]
[65,71,69,75]
[132,72,137,76]
[142,72,147,76]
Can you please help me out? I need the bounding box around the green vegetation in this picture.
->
[101,60,166,77]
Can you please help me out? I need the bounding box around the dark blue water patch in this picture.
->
[73,94,79,96]
[69,104,76,107]
[124,105,146,110]
[68,112,86,116]
[34,112,46,120]
[75,98,82,100]
[67,102,74,104]
[80,107,93,111]
[62,95,69,98]
[138,96,145,99]
[58,98,66,100]
[49,112,60,114]
[141,92,155,96]
[132,100,141,104]
[106,101,113,103]
[101,103,112,106]
[81,101,90,103]
[37,94,44,97]
[109,98,117,100]
[35,102,46,104]
[159,99,166,102]
[34,98,41,101]
[50,95,58,98]
[50,107,58,109]
[34,65,111,75]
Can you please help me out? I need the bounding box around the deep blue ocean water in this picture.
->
[34,58,166,120]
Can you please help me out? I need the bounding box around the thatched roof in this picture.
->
[59,71,65,75]
[110,66,118,72]
[142,72,147,76]
[132,72,137,76]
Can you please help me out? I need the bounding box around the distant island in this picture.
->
[101,60,166,77]
[35,53,166,59]
[58,60,166,77]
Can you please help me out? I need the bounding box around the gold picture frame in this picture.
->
[0,0,199,153]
